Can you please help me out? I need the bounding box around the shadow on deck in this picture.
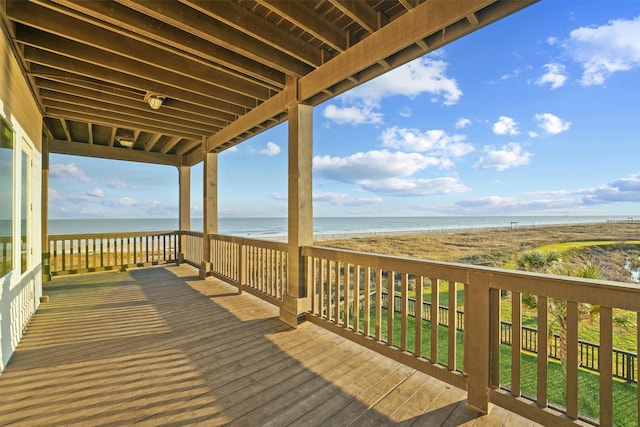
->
[0,264,538,426]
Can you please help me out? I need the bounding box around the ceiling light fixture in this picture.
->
[117,137,135,148]
[144,92,166,110]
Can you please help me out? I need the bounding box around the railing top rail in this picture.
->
[304,244,469,282]
[304,244,640,311]
[210,233,288,251]
[180,230,204,237]
[49,230,178,240]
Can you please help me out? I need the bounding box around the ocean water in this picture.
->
[47,215,635,238]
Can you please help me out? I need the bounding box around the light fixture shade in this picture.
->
[144,92,165,110]
[117,137,135,148]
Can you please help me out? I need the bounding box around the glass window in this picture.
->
[0,118,14,277]
[21,149,29,274]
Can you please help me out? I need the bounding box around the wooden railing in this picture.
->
[302,245,640,427]
[42,231,638,425]
[181,231,204,268]
[208,234,287,306]
[380,291,637,383]
[48,231,179,276]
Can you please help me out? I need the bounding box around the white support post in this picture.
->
[280,102,313,327]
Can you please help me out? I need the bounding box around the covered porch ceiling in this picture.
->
[1,0,537,167]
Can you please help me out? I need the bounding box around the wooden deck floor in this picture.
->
[0,265,541,426]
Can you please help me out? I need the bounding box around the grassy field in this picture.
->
[358,309,638,427]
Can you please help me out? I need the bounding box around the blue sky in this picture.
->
[49,1,640,219]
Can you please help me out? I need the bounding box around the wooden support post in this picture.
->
[280,102,313,327]
[465,271,492,414]
[178,164,190,264]
[201,151,218,279]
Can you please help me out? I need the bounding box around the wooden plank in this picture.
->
[448,280,457,371]
[415,276,423,357]
[537,295,548,407]
[431,278,440,363]
[566,300,579,419]
[0,264,545,426]
[400,273,408,352]
[512,290,522,396]
[387,270,395,346]
[599,306,613,427]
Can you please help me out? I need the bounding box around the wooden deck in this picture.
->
[0,264,541,426]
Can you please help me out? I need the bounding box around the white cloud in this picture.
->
[455,118,471,129]
[323,55,462,125]
[87,188,104,198]
[566,15,640,85]
[314,150,444,183]
[313,191,382,206]
[581,174,640,204]
[455,196,580,213]
[322,104,383,125]
[108,197,138,207]
[347,56,462,105]
[107,178,130,189]
[380,127,474,158]
[360,177,469,197]
[259,142,281,156]
[474,143,532,171]
[50,163,91,183]
[535,113,571,134]
[492,116,519,136]
[536,63,568,89]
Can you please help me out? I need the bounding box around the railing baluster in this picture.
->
[387,270,394,346]
[566,300,579,419]
[600,306,613,426]
[344,263,351,329]
[448,281,457,371]
[537,296,548,407]
[354,265,361,333]
[431,279,439,363]
[512,291,521,396]
[415,276,423,357]
[364,266,371,337]
[375,268,382,341]
[334,261,340,324]
[400,272,408,352]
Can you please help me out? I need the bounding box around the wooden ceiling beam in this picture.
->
[24,51,247,117]
[184,0,323,67]
[45,106,205,141]
[8,1,270,101]
[38,79,226,129]
[49,138,182,166]
[48,0,285,90]
[16,28,261,111]
[255,0,347,53]
[40,91,219,135]
[34,75,236,124]
[298,0,536,102]
[117,0,312,77]
[328,0,379,33]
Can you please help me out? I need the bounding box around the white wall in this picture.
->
[0,28,43,372]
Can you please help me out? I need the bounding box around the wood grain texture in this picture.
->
[0,264,540,426]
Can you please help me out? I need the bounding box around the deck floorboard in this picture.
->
[0,265,541,426]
